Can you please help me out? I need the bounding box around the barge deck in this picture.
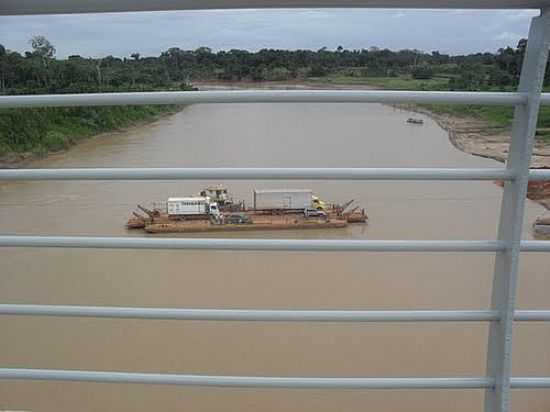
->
[127,186,367,233]
[145,219,348,233]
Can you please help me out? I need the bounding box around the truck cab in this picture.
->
[209,202,220,218]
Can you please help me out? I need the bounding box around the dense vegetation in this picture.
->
[0,37,187,158]
[0,106,179,156]
[0,38,534,94]
[1,36,549,157]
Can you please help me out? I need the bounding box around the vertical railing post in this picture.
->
[485,8,550,412]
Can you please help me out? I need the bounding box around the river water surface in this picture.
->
[1,102,549,411]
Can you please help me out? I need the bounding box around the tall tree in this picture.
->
[0,44,6,92]
[29,35,55,59]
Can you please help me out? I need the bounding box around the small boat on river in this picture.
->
[407,117,424,125]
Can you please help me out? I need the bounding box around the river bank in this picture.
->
[0,105,181,168]
[397,104,550,209]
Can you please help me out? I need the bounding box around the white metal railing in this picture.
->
[0,369,499,389]
[1,2,550,412]
[0,235,549,252]
[0,90,530,108]
[2,305,550,322]
[0,370,549,390]
[0,167,519,180]
[1,0,549,14]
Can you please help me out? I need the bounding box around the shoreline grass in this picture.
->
[0,105,179,159]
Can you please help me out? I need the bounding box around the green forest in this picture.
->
[1,35,549,158]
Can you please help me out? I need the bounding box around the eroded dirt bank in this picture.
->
[401,104,550,209]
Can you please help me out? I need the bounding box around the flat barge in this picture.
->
[145,219,348,233]
[127,186,367,234]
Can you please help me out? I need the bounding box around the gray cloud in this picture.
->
[0,9,539,58]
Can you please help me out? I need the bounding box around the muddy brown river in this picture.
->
[0,101,549,412]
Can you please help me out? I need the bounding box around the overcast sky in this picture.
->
[0,8,540,58]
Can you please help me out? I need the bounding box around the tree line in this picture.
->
[0,35,540,95]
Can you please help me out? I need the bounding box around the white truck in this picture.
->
[253,189,313,211]
[167,197,220,219]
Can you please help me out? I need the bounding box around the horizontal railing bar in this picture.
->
[540,93,550,105]
[0,168,516,181]
[2,0,548,15]
[512,378,550,388]
[1,368,547,389]
[528,169,550,181]
[0,167,546,182]
[0,236,505,252]
[514,311,550,321]
[0,90,527,109]
[0,305,501,322]
[1,305,549,322]
[1,237,547,253]
[0,368,493,389]
[520,241,550,252]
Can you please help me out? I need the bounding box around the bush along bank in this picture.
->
[0,105,180,165]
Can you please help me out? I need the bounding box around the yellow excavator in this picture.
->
[312,195,327,211]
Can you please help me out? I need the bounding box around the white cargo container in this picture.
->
[167,197,209,216]
[253,189,312,210]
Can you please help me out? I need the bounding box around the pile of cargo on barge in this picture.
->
[127,186,367,233]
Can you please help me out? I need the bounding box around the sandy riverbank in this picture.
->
[398,104,550,168]
[398,104,550,209]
